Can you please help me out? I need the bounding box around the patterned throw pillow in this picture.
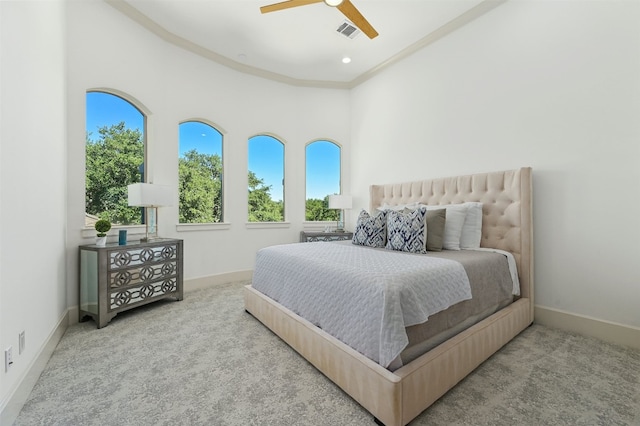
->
[386,207,428,253]
[352,209,387,248]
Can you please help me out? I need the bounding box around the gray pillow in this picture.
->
[426,209,446,252]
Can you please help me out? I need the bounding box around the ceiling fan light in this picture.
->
[324,0,343,7]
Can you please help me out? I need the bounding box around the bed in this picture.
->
[244,167,533,426]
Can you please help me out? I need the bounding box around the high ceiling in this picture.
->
[107,0,503,88]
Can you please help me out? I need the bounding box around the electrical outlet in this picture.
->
[19,331,25,355]
[5,347,13,372]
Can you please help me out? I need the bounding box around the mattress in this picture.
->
[252,241,517,370]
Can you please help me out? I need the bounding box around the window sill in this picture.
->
[245,222,291,229]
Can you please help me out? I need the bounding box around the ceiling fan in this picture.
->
[260,0,379,39]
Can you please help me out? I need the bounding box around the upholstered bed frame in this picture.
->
[244,167,533,426]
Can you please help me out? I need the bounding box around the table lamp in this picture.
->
[328,194,352,232]
[127,183,172,241]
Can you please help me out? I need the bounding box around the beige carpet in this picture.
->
[14,281,640,425]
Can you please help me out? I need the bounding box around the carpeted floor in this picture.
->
[13,281,640,425]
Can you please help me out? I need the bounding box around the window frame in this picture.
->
[177,119,226,227]
[247,133,287,225]
[303,139,343,227]
[83,89,149,237]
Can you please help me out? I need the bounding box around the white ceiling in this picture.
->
[108,0,503,88]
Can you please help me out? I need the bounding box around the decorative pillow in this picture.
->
[425,208,446,252]
[460,202,483,249]
[423,204,468,250]
[352,209,387,248]
[385,207,427,254]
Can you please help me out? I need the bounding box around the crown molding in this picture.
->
[105,0,506,90]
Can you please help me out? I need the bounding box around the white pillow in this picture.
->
[423,204,468,250]
[460,202,483,249]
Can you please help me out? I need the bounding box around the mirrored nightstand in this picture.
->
[79,238,183,328]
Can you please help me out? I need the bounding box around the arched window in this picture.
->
[85,91,145,226]
[305,140,341,221]
[178,121,224,223]
[248,135,285,222]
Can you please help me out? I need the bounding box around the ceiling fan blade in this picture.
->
[337,0,378,39]
[260,0,324,14]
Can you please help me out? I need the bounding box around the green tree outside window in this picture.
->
[178,121,224,223]
[85,122,144,225]
[248,135,285,222]
[305,141,341,221]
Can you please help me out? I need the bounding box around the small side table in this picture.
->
[300,231,353,243]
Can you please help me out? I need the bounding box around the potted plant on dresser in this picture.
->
[94,219,111,247]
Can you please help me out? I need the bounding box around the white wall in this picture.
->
[0,0,67,415]
[65,1,351,308]
[350,0,640,328]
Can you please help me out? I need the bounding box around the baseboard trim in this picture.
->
[184,270,253,292]
[535,305,640,351]
[0,310,69,426]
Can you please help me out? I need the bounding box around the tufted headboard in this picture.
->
[369,168,533,303]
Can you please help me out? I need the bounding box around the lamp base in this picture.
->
[336,211,346,233]
[141,206,159,243]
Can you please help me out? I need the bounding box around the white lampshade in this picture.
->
[324,0,343,6]
[328,194,352,210]
[127,183,173,207]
